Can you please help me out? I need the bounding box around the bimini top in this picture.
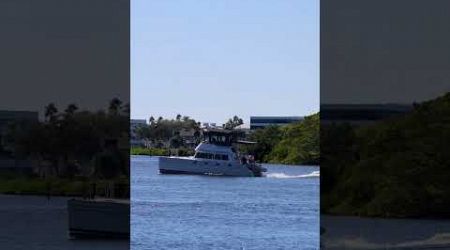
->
[236,140,257,144]
[203,128,245,146]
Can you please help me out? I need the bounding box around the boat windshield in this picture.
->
[194,152,229,161]
[207,134,231,146]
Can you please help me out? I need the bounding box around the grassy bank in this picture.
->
[131,147,195,157]
[0,176,129,197]
[130,147,169,156]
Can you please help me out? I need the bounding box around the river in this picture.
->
[0,194,128,249]
[131,155,319,250]
[322,215,450,249]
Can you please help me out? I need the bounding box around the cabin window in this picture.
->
[195,152,214,159]
[213,154,229,161]
[194,152,206,159]
[195,152,228,161]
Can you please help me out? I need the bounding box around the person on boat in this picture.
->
[241,155,247,165]
[248,155,255,164]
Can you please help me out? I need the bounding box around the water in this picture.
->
[0,195,128,250]
[322,215,450,249]
[131,155,319,250]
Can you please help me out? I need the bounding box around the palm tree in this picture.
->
[44,103,58,122]
[233,115,243,126]
[108,98,122,115]
[224,115,243,129]
[149,116,155,124]
[176,114,182,121]
[64,103,78,117]
[122,103,130,114]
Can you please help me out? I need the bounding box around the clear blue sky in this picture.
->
[131,0,319,126]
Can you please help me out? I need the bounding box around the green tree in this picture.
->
[322,92,450,218]
[243,113,319,165]
[44,103,58,122]
[64,103,78,118]
[224,115,244,129]
[108,97,122,115]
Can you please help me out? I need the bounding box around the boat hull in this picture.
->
[158,156,256,177]
[67,199,130,239]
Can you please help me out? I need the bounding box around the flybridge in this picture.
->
[202,128,245,146]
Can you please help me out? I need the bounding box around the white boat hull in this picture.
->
[159,156,256,177]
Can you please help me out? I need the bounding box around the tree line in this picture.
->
[1,98,129,179]
[135,115,201,148]
[134,115,244,149]
[321,92,450,218]
[243,113,319,165]
[133,112,319,167]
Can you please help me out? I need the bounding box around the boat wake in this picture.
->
[266,171,320,179]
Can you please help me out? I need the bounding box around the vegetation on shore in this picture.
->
[134,115,244,149]
[130,146,194,157]
[135,115,201,148]
[321,93,450,218]
[0,99,129,198]
[244,113,319,165]
[131,147,168,156]
[133,113,319,166]
[0,175,129,197]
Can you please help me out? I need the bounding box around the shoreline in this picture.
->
[0,177,129,198]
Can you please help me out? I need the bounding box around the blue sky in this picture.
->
[131,0,319,125]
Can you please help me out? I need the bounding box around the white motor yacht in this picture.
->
[158,129,266,177]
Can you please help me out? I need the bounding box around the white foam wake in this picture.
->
[266,171,320,179]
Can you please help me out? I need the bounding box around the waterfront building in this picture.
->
[250,116,303,130]
[202,122,218,129]
[178,128,199,148]
[321,104,412,125]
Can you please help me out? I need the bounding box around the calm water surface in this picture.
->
[131,155,319,250]
[322,215,450,249]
